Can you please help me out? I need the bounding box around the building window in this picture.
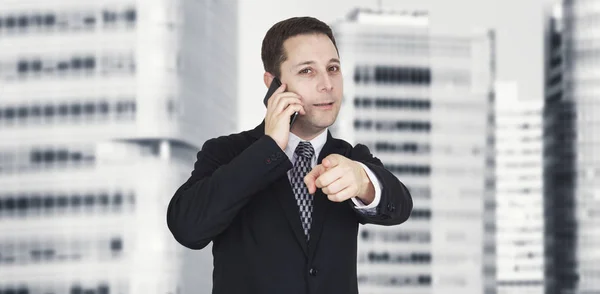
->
[0,7,136,35]
[6,16,16,29]
[98,285,110,294]
[0,284,113,294]
[373,141,430,154]
[0,236,125,267]
[0,98,136,126]
[0,145,99,174]
[354,119,431,132]
[354,97,431,110]
[386,164,431,175]
[1,53,136,80]
[103,10,117,23]
[357,274,432,287]
[0,190,135,218]
[124,9,136,22]
[411,209,432,219]
[366,251,431,264]
[110,237,123,254]
[354,65,431,85]
[497,280,543,287]
[0,286,29,294]
[361,229,430,243]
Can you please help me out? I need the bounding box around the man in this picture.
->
[166,16,413,294]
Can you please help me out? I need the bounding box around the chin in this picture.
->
[313,118,336,129]
[299,113,338,129]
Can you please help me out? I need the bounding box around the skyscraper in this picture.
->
[0,0,237,293]
[543,1,600,293]
[332,8,496,294]
[495,81,544,294]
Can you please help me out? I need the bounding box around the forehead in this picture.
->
[282,33,339,64]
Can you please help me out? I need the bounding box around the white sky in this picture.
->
[237,0,556,131]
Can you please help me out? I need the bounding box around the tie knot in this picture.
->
[295,141,314,159]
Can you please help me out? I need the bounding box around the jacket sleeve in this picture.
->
[349,143,413,225]
[166,135,293,250]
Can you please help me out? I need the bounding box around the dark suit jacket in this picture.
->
[166,120,413,294]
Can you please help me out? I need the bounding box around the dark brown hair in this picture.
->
[261,16,339,78]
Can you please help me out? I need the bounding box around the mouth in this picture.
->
[313,102,334,106]
[313,102,334,110]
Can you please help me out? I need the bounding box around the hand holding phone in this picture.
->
[263,77,299,127]
[263,77,305,151]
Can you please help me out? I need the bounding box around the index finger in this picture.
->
[322,155,341,169]
[304,164,326,194]
[273,82,287,95]
[267,82,287,107]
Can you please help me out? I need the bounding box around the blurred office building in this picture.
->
[543,1,600,293]
[332,8,496,294]
[494,81,544,294]
[0,0,237,293]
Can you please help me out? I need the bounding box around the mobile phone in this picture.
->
[263,77,299,128]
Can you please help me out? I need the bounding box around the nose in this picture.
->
[318,73,333,93]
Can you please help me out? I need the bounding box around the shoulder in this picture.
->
[197,128,260,165]
[201,128,258,152]
[329,134,369,152]
[327,135,373,159]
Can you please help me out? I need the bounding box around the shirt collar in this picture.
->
[284,128,328,162]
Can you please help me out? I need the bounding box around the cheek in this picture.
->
[332,76,344,93]
[284,78,310,94]
[294,89,317,104]
[334,74,343,86]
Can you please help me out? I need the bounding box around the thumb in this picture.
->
[304,165,326,194]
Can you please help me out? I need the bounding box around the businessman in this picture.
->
[166,16,413,294]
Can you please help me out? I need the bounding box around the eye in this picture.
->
[299,68,312,74]
[329,65,340,72]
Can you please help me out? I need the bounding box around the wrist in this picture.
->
[266,134,286,151]
[356,166,375,204]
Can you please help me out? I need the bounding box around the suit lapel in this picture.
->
[274,176,309,256]
[247,120,348,258]
[308,131,347,258]
[248,120,310,256]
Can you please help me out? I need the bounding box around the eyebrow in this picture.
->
[295,58,341,67]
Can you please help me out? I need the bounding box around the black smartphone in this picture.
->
[263,77,299,128]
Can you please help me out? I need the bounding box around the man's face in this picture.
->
[279,33,343,132]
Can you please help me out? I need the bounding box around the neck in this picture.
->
[290,123,326,141]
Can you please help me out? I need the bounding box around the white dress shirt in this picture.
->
[284,129,382,212]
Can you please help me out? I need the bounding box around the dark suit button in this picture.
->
[387,203,395,212]
[309,267,318,276]
[265,158,271,164]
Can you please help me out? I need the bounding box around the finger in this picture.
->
[276,82,287,93]
[274,95,303,114]
[321,176,352,196]
[283,103,306,117]
[268,90,300,111]
[322,155,341,169]
[267,83,287,108]
[304,165,326,194]
[315,166,344,190]
[327,185,355,202]
[272,82,287,96]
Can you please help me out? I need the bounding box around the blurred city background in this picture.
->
[0,0,592,293]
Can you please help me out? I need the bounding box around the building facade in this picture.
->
[543,1,600,293]
[495,81,544,294]
[332,8,496,294]
[0,0,237,293]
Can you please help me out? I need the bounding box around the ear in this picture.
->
[264,72,276,88]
